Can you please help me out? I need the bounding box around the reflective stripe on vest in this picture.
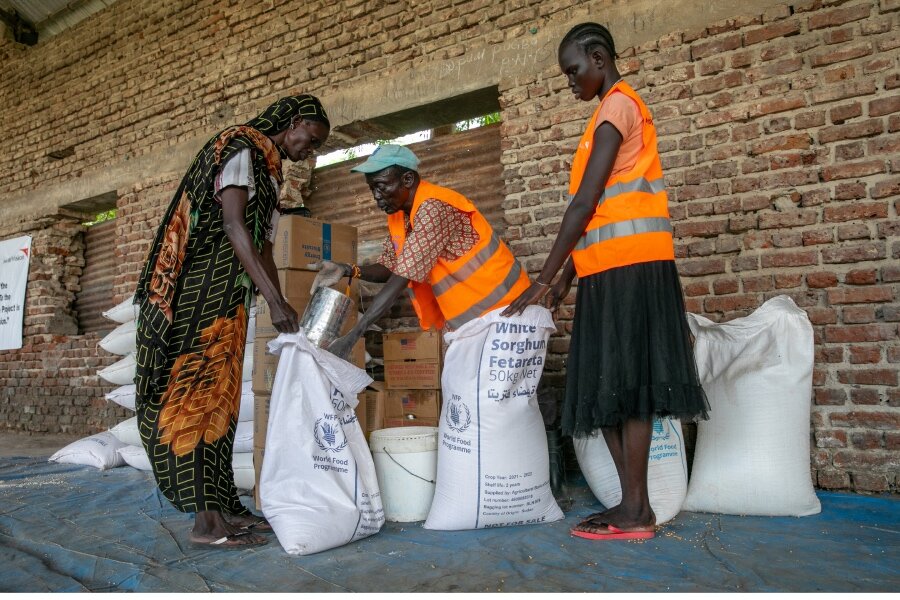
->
[568,80,675,277]
[575,217,673,251]
[431,233,501,297]
[446,259,524,330]
[567,175,666,205]
[388,180,530,330]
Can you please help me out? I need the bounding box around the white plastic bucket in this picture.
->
[369,426,438,522]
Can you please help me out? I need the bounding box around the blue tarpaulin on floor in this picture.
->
[0,455,896,592]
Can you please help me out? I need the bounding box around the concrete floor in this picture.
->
[0,432,81,458]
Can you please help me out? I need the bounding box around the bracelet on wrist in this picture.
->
[534,279,551,287]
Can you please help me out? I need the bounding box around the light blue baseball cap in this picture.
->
[350,144,420,174]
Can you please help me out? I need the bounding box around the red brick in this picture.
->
[684,281,710,297]
[837,223,873,241]
[811,79,878,105]
[747,95,807,118]
[741,275,773,292]
[829,102,862,124]
[817,469,851,489]
[691,33,742,60]
[822,242,886,264]
[673,219,729,238]
[819,346,844,363]
[848,345,883,364]
[824,202,888,221]
[704,294,759,313]
[744,20,801,45]
[749,134,811,155]
[815,429,847,448]
[887,432,900,451]
[758,209,818,230]
[760,249,818,268]
[883,265,900,283]
[775,273,803,289]
[824,323,898,343]
[822,159,886,181]
[808,272,839,288]
[808,4,872,30]
[803,229,835,246]
[843,306,877,324]
[810,42,873,68]
[869,95,900,117]
[834,181,866,199]
[838,369,899,386]
[678,258,727,277]
[851,388,882,405]
[851,473,892,492]
[830,410,900,430]
[870,177,900,199]
[713,278,739,295]
[846,269,879,285]
[849,430,884,450]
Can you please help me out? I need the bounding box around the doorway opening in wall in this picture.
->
[69,198,118,336]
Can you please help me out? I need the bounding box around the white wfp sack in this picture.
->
[573,418,688,525]
[106,384,137,411]
[683,295,820,517]
[49,432,126,470]
[242,341,253,382]
[260,331,384,555]
[238,381,254,422]
[233,452,254,490]
[102,294,137,324]
[98,353,137,385]
[98,320,137,356]
[118,444,151,471]
[109,416,142,447]
[424,306,564,531]
[234,420,254,453]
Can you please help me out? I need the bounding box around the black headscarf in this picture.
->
[246,94,330,135]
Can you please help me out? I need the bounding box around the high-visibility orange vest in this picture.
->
[569,80,675,278]
[387,180,531,330]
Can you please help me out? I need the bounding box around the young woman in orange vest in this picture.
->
[503,23,709,541]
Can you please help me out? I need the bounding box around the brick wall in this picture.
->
[0,215,125,433]
[500,0,899,492]
[0,0,896,491]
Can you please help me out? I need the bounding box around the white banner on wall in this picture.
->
[0,235,32,351]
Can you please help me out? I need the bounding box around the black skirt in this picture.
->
[561,260,709,437]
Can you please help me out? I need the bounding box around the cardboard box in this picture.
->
[385,389,441,420]
[383,416,439,428]
[385,359,441,389]
[251,335,364,394]
[273,215,358,269]
[364,381,386,434]
[382,329,442,362]
[253,392,270,449]
[251,336,278,394]
[253,446,265,510]
[255,270,359,338]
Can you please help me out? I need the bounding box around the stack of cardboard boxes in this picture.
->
[252,215,363,507]
[383,330,443,428]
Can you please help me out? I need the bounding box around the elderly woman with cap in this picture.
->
[134,95,330,548]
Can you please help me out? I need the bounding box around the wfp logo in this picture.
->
[652,419,664,435]
[314,417,347,452]
[331,388,349,412]
[445,401,472,433]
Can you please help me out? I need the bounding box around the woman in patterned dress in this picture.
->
[134,95,330,548]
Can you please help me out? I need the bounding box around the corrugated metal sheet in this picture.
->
[74,219,116,336]
[306,123,505,264]
[0,0,116,36]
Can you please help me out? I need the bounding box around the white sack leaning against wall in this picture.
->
[684,295,821,517]
[425,306,564,531]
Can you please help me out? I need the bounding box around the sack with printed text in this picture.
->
[574,417,688,524]
[424,306,563,531]
[260,331,384,555]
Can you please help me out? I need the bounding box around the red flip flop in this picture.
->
[570,523,656,541]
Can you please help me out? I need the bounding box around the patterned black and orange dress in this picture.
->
[133,96,325,515]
